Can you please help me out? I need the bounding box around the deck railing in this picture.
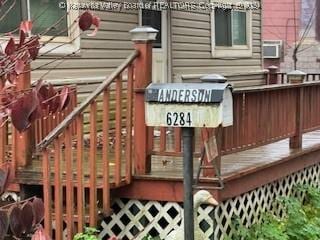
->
[148,81,320,173]
[37,50,139,239]
[272,72,320,84]
[34,86,77,144]
[150,128,182,157]
[0,79,77,176]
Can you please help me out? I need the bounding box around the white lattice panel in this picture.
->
[99,163,320,240]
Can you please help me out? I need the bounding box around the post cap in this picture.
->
[287,70,306,76]
[200,74,227,83]
[130,26,158,42]
[267,65,278,70]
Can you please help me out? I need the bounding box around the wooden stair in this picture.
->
[35,51,139,240]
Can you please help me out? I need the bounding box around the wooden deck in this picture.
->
[136,130,320,179]
[15,130,320,196]
[15,150,127,187]
[113,129,320,202]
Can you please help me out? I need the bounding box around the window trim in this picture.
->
[0,0,80,56]
[211,3,253,58]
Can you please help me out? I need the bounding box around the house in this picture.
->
[3,0,320,240]
[263,0,320,72]
[1,0,266,87]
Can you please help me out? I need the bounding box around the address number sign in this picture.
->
[145,83,233,128]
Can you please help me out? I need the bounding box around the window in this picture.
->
[300,0,320,42]
[141,0,162,48]
[0,0,79,55]
[211,5,252,58]
[0,0,68,36]
[142,9,162,48]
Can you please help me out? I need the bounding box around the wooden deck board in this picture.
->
[15,130,320,187]
[148,130,320,179]
[15,149,127,187]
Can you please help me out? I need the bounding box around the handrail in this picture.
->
[37,50,140,150]
[234,80,320,93]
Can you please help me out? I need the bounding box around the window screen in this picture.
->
[0,1,22,33]
[30,0,68,36]
[232,11,246,45]
[215,9,232,46]
[0,0,68,36]
[214,9,247,46]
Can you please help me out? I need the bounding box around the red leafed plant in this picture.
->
[0,165,45,239]
[0,196,47,240]
[0,5,100,132]
[0,163,47,240]
[0,163,10,196]
[0,3,101,239]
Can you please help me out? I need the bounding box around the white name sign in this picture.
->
[157,89,215,103]
[146,103,223,128]
[145,83,233,128]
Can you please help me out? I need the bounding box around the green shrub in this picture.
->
[141,235,161,240]
[229,185,320,240]
[73,227,99,240]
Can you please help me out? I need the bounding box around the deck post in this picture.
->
[130,27,158,175]
[201,127,222,177]
[290,86,304,148]
[14,65,34,168]
[267,65,278,84]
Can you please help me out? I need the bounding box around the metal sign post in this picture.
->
[144,79,233,240]
[182,127,195,240]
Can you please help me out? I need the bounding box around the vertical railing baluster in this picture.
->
[174,128,182,153]
[115,76,122,186]
[38,118,42,143]
[160,128,166,153]
[34,120,38,145]
[57,108,61,130]
[41,110,46,142]
[72,88,78,135]
[290,87,304,148]
[42,149,52,237]
[89,101,97,226]
[54,138,63,240]
[36,118,41,144]
[126,66,134,183]
[102,89,110,213]
[148,128,154,159]
[148,126,154,154]
[76,114,84,232]
[43,111,48,139]
[0,81,6,164]
[48,113,52,138]
[52,112,57,134]
[65,126,74,238]
[11,130,17,178]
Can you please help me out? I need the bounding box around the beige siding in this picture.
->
[31,9,138,81]
[182,70,267,87]
[31,0,264,88]
[170,0,264,86]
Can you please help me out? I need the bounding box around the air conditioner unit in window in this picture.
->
[263,40,282,59]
